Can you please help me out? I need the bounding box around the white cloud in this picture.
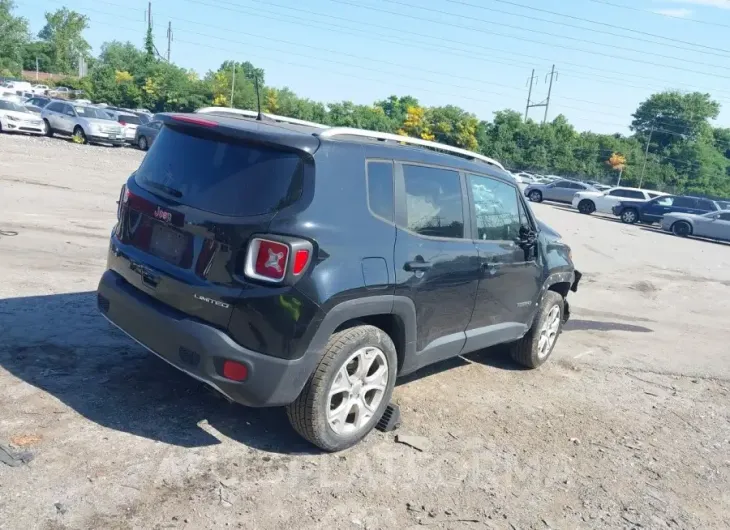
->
[663,0,730,9]
[651,7,694,16]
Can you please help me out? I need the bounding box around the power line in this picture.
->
[53,0,709,132]
[185,0,730,101]
[586,0,730,30]
[477,0,730,56]
[348,0,730,79]
[443,0,730,60]
[16,0,721,137]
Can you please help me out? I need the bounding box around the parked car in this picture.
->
[524,179,597,203]
[5,81,32,95]
[49,86,71,97]
[24,96,53,109]
[612,195,720,224]
[661,210,730,240]
[106,109,142,143]
[134,115,162,150]
[97,112,581,451]
[31,84,49,95]
[572,187,664,215]
[41,101,124,145]
[0,99,46,135]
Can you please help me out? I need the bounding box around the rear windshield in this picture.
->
[135,126,304,216]
[118,114,141,124]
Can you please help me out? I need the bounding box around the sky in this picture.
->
[13,0,730,134]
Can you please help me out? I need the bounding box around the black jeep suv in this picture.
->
[97,111,580,451]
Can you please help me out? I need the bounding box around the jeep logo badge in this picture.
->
[153,206,172,223]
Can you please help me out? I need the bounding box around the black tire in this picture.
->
[528,190,543,203]
[72,126,87,144]
[287,324,397,452]
[138,135,149,151]
[43,119,53,137]
[671,220,692,237]
[620,208,639,224]
[509,290,564,369]
[577,199,596,215]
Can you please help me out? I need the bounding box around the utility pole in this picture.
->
[230,63,236,108]
[524,69,537,122]
[167,22,173,62]
[147,2,152,30]
[525,65,558,123]
[639,124,655,189]
[35,57,39,80]
[543,64,557,124]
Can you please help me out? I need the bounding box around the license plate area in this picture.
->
[149,223,187,266]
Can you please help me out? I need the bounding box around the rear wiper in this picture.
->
[145,181,183,198]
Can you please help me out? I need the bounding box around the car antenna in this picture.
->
[255,74,263,121]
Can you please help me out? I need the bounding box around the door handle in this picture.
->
[404,260,432,272]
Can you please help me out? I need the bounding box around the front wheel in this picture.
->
[43,119,53,137]
[72,126,87,144]
[287,325,397,452]
[138,135,148,150]
[621,208,639,224]
[577,199,595,215]
[671,221,692,237]
[509,290,564,369]
[528,190,543,203]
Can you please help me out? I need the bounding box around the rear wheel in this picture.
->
[671,221,692,237]
[138,135,148,151]
[621,208,639,224]
[509,290,564,369]
[528,190,543,203]
[43,119,53,137]
[287,324,397,452]
[578,199,596,215]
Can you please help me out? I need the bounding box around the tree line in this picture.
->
[2,1,729,198]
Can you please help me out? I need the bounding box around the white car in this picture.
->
[107,110,141,143]
[0,99,46,135]
[32,84,49,95]
[571,187,665,215]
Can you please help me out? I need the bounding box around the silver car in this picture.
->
[661,210,730,240]
[41,101,124,146]
[524,179,597,203]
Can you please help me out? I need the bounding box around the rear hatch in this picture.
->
[114,115,318,330]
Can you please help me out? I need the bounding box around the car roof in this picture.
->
[188,109,510,177]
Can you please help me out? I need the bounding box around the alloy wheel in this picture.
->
[327,346,389,436]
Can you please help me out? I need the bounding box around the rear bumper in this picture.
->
[97,269,319,407]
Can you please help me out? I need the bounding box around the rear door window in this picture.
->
[135,126,304,216]
[402,164,464,239]
[673,197,696,208]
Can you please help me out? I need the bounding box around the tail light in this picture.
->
[117,184,127,220]
[243,236,313,284]
[119,120,127,126]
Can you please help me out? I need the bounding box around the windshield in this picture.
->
[0,100,26,112]
[74,106,113,120]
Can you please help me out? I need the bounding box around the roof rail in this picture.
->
[195,107,328,129]
[316,127,505,171]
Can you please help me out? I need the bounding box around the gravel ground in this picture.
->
[1,133,729,530]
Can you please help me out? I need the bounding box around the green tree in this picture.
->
[631,91,720,150]
[0,0,30,75]
[38,8,90,74]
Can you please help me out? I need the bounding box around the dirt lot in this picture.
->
[1,133,729,530]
